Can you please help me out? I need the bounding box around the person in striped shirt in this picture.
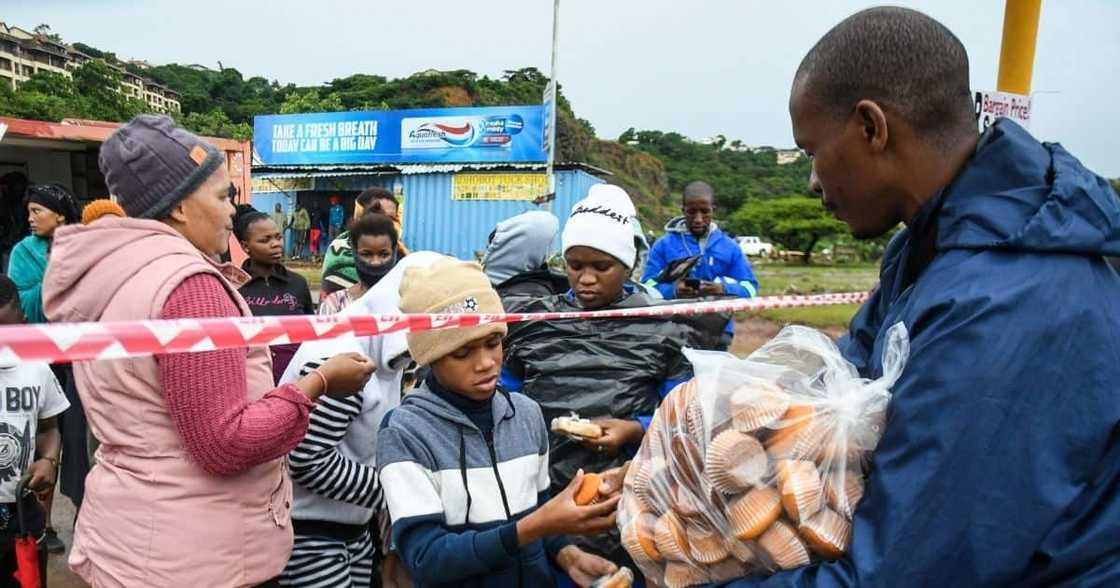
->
[279,251,444,587]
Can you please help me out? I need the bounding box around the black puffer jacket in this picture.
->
[500,287,727,562]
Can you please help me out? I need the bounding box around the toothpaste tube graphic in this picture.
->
[401,114,524,149]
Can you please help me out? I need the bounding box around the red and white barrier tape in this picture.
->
[0,292,867,364]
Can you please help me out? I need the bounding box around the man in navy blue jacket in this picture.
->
[721,7,1120,587]
[641,180,758,350]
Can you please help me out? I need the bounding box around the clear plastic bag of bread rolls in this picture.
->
[619,323,909,587]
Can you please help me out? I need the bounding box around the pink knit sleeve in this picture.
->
[157,273,314,476]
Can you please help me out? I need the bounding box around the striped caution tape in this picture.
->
[0,292,868,364]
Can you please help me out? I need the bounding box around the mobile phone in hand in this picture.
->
[684,278,700,289]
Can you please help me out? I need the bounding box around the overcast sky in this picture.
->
[8,0,1119,176]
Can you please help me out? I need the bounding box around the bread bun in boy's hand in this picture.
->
[590,567,634,588]
[575,473,604,505]
[552,415,604,439]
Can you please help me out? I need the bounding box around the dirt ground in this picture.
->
[43,488,82,587]
[730,315,845,356]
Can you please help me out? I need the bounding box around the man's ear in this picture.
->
[854,99,889,153]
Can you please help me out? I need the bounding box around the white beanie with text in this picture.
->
[561,184,638,268]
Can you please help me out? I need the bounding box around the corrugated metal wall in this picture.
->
[400,169,604,260]
[249,170,605,260]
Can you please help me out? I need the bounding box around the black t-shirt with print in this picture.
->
[238,263,314,317]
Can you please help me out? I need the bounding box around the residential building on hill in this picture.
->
[0,20,180,113]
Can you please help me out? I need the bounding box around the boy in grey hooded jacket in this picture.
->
[378,258,621,587]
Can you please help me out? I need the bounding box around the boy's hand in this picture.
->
[26,458,57,493]
[517,470,621,544]
[555,545,618,588]
[583,419,643,456]
[380,552,410,588]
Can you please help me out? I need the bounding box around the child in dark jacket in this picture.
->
[501,184,716,565]
[377,258,619,588]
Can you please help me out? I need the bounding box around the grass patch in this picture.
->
[291,265,322,289]
[753,262,879,296]
[746,262,878,329]
[754,304,861,330]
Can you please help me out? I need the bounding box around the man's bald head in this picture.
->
[681,180,716,237]
[794,6,975,150]
[682,180,714,205]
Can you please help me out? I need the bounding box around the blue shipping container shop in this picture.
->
[250,163,607,261]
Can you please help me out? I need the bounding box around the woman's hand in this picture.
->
[317,352,376,398]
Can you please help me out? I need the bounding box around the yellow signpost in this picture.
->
[997,0,1042,95]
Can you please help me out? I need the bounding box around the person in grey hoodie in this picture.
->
[481,210,568,300]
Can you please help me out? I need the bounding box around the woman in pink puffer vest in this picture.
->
[42,115,375,587]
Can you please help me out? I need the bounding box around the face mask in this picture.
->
[355,251,397,287]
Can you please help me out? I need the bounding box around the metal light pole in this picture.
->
[544,0,560,211]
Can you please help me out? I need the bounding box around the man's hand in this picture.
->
[597,462,631,499]
[699,280,726,296]
[583,419,644,456]
[555,545,618,588]
[675,280,699,298]
[517,471,621,544]
[26,458,56,494]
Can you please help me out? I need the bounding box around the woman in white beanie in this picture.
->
[500,184,704,566]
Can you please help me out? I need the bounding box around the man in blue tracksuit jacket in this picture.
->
[641,180,758,350]
[719,8,1120,587]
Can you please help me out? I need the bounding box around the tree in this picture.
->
[33,24,62,42]
[623,128,814,212]
[729,197,848,264]
[279,89,344,114]
[0,71,79,121]
[0,82,74,121]
[175,109,252,141]
[71,61,148,120]
[71,42,117,63]
[16,71,76,98]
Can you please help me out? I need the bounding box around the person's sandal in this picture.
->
[43,527,65,554]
